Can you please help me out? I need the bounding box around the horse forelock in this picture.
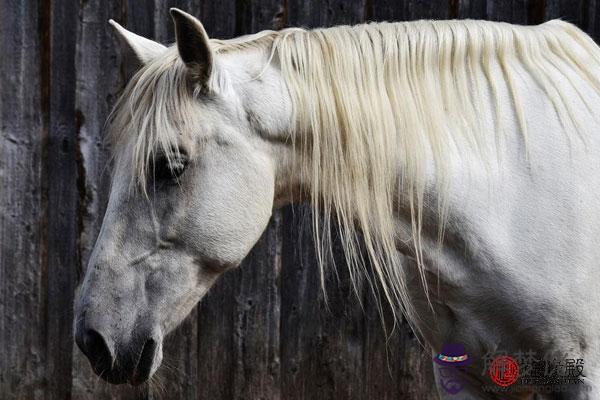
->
[107,47,233,193]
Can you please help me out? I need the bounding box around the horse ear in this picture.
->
[170,8,213,84]
[109,19,166,68]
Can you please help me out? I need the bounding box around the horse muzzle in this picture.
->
[75,317,163,385]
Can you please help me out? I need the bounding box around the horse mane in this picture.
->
[108,19,600,331]
[270,19,600,330]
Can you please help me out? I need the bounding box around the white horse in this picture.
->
[74,8,600,399]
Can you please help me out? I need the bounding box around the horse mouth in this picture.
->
[95,338,159,386]
[129,338,158,386]
[97,369,129,385]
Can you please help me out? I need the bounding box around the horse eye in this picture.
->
[152,155,188,183]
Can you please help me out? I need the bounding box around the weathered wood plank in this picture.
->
[288,0,366,28]
[45,0,81,398]
[0,1,45,397]
[369,0,453,20]
[72,1,145,399]
[236,0,287,33]
[457,0,488,18]
[154,307,198,400]
[485,0,546,24]
[152,0,202,44]
[279,207,326,399]
[545,0,585,24]
[371,0,453,23]
[370,0,411,22]
[457,0,545,23]
[198,0,237,38]
[362,292,403,399]
[250,0,287,31]
[408,0,451,19]
[230,216,282,399]
[486,0,525,22]
[581,0,600,42]
[193,3,240,400]
[362,284,438,399]
[196,273,237,400]
[279,208,365,399]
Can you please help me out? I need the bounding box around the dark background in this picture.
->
[1,0,599,399]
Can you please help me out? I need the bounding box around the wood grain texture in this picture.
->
[581,0,600,42]
[0,1,45,398]
[2,0,600,399]
[45,0,81,398]
[288,0,366,28]
[72,1,143,398]
[484,0,545,23]
[407,0,452,19]
[545,0,585,25]
[457,0,489,18]
[370,0,410,21]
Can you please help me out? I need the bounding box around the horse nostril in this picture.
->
[78,329,114,376]
[131,338,157,386]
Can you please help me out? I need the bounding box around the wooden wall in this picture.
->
[1,0,600,399]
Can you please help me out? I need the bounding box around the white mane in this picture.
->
[109,19,600,328]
